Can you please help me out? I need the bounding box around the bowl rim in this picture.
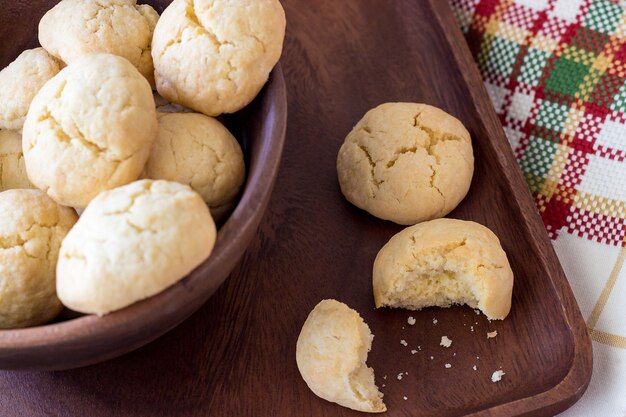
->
[0,65,287,364]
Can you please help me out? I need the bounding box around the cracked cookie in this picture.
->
[143,112,245,220]
[151,0,286,116]
[0,189,78,329]
[38,0,159,86]
[56,180,216,315]
[0,130,32,191]
[296,299,386,413]
[373,218,514,320]
[0,48,62,131]
[337,102,474,225]
[22,53,158,209]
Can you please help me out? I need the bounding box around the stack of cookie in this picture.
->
[0,0,286,329]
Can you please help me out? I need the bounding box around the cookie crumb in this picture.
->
[472,365,477,371]
[453,352,456,356]
[433,318,438,324]
[470,325,474,332]
[487,331,498,339]
[444,363,452,369]
[491,370,505,382]
[411,350,418,354]
[383,375,387,380]
[474,309,481,315]
[397,373,403,380]
[382,384,386,387]
[430,356,434,360]
[403,396,408,401]
[440,336,452,348]
[418,345,421,350]
[400,339,408,346]
[407,316,416,325]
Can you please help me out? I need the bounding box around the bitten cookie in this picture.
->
[0,130,32,191]
[38,0,159,85]
[0,189,78,329]
[337,103,474,225]
[0,48,62,131]
[373,218,514,320]
[56,180,216,315]
[296,299,386,413]
[151,0,286,116]
[23,53,157,208]
[143,113,245,217]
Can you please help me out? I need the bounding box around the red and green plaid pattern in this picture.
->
[450,0,626,246]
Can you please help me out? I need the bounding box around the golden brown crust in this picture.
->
[337,102,474,225]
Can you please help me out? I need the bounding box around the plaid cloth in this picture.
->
[449,0,626,415]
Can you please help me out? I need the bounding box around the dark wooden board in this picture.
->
[0,0,591,416]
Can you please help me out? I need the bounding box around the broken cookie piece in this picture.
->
[373,218,514,320]
[296,299,386,413]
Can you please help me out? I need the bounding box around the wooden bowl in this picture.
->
[0,1,287,371]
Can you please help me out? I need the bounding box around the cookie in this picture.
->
[296,299,386,413]
[373,218,514,320]
[56,180,217,315]
[38,0,159,85]
[143,112,245,216]
[0,189,78,329]
[23,53,157,208]
[0,130,32,191]
[337,103,474,225]
[152,0,286,116]
[0,48,62,131]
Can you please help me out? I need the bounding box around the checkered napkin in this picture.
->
[449,0,626,414]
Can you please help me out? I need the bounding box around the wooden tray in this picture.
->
[0,1,591,416]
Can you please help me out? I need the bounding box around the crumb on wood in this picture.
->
[491,370,505,382]
[487,331,498,339]
[440,336,452,348]
[407,316,416,325]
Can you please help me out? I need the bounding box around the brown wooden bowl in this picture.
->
[0,1,287,371]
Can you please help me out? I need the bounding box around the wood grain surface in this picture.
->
[0,0,592,416]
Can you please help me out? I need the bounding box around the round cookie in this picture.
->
[373,218,514,320]
[0,130,32,191]
[152,0,286,116]
[23,53,158,209]
[39,0,159,85]
[56,180,217,315]
[0,189,78,329]
[296,299,386,413]
[0,48,62,131]
[337,103,474,225]
[143,112,245,216]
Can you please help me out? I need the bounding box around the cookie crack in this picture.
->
[125,218,157,235]
[358,144,384,196]
[102,181,153,216]
[386,146,417,168]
